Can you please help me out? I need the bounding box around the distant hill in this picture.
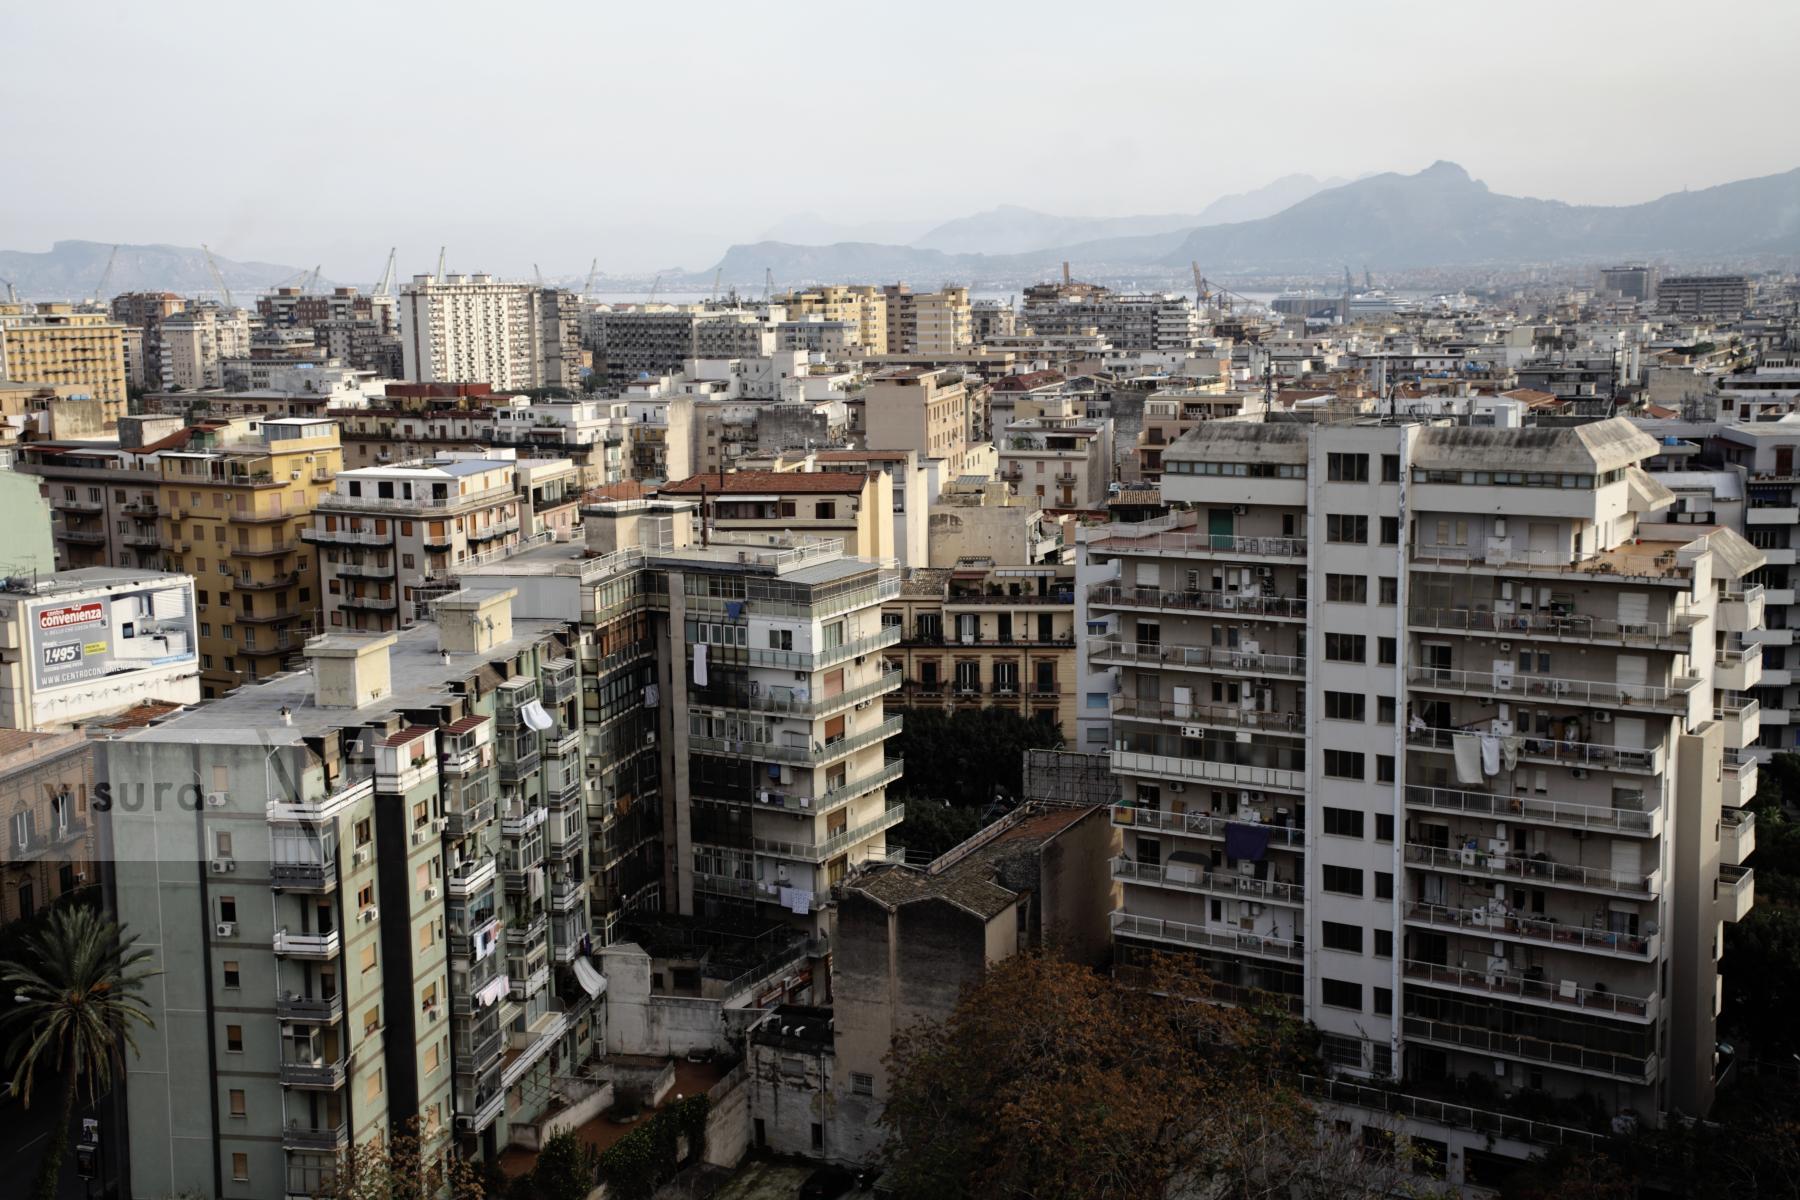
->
[1193,173,1347,225]
[0,240,317,302]
[758,213,940,248]
[710,162,1800,284]
[911,205,1209,257]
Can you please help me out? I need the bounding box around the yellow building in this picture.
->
[778,285,889,354]
[0,303,129,423]
[158,417,343,696]
[883,561,1078,734]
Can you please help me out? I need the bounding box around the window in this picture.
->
[821,620,845,650]
[1326,514,1368,544]
[1375,871,1394,900]
[1325,574,1367,604]
[1324,750,1364,780]
[1375,813,1395,842]
[1321,978,1363,1010]
[1327,452,1369,483]
[1376,754,1395,783]
[1322,807,1365,837]
[360,945,377,974]
[358,883,374,910]
[222,961,240,989]
[1322,921,1363,952]
[768,628,793,651]
[226,1024,243,1052]
[1377,637,1397,665]
[425,1041,442,1074]
[355,818,372,848]
[418,922,435,952]
[1381,454,1401,483]
[1380,516,1400,545]
[1324,692,1365,721]
[1374,929,1394,958]
[1321,1033,1362,1069]
[1374,987,1393,1016]
[812,1123,824,1150]
[1377,696,1396,723]
[1324,633,1365,663]
[364,1005,380,1037]
[851,1072,874,1097]
[1085,692,1109,710]
[229,1089,246,1117]
[218,896,237,923]
[366,1068,383,1103]
[1322,865,1364,896]
[231,1153,249,1182]
[815,501,836,520]
[1378,576,1398,605]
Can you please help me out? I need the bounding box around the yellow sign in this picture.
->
[83,641,108,656]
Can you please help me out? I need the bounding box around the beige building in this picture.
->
[863,367,983,484]
[1134,386,1261,485]
[881,285,971,355]
[659,470,894,563]
[307,456,521,633]
[398,275,581,391]
[0,303,129,420]
[0,729,96,924]
[884,561,1078,734]
[777,286,889,354]
[997,403,1114,510]
[927,478,1065,567]
[157,305,253,390]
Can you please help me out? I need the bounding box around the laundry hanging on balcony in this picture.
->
[475,975,511,1008]
[643,683,660,708]
[726,601,745,619]
[1452,732,1484,785]
[779,886,814,915]
[1479,735,1501,776]
[572,957,607,999]
[1224,822,1270,863]
[693,642,709,686]
[520,699,557,732]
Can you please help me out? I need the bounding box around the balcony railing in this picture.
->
[1403,901,1658,959]
[1111,749,1305,793]
[1110,910,1302,961]
[744,625,903,671]
[1111,856,1303,904]
[282,1122,351,1152]
[1403,784,1658,836]
[272,928,342,959]
[1296,1075,1603,1153]
[692,715,903,768]
[746,758,904,816]
[446,857,497,898]
[1110,696,1302,735]
[751,803,904,862]
[1089,583,1307,620]
[1401,959,1656,1021]
[1407,727,1660,774]
[1407,664,1699,710]
[1093,529,1307,560]
[695,669,902,718]
[1110,804,1305,846]
[1401,1015,1657,1083]
[1407,606,1697,646]
[1404,842,1657,896]
[279,1056,350,1088]
[1088,636,1304,677]
[275,991,345,1022]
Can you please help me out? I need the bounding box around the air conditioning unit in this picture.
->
[412,829,431,846]
[210,859,233,874]
[1168,782,1184,793]
[645,731,657,746]
[1498,641,1512,652]
[1232,505,1248,516]
[1255,566,1273,579]
[435,818,449,834]
[352,847,370,866]
[1594,711,1612,724]
[424,885,441,901]
[215,922,238,938]
[205,791,229,808]
[1181,725,1202,739]
[1572,768,1588,780]
[360,907,379,924]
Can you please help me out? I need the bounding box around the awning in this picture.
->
[520,699,556,732]
[573,957,607,999]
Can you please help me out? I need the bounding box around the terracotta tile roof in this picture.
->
[382,725,436,747]
[661,470,866,495]
[993,370,1065,392]
[815,449,910,462]
[442,714,490,735]
[581,480,652,503]
[1642,404,1679,419]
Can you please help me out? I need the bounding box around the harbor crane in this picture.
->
[581,258,599,300]
[373,247,397,298]
[91,245,119,304]
[201,244,233,306]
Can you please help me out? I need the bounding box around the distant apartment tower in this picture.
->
[880,285,972,355]
[159,305,253,390]
[109,292,187,390]
[0,304,129,418]
[398,275,580,391]
[307,457,522,632]
[1022,284,1202,352]
[1092,417,1759,1154]
[1656,275,1749,319]
[586,307,773,385]
[1599,265,1653,304]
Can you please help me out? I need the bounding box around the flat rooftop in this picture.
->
[0,567,185,596]
[113,616,570,747]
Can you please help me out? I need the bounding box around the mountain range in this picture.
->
[712,162,1800,284]
[0,240,316,302]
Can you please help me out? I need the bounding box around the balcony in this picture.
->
[498,742,542,786]
[747,758,905,817]
[1111,748,1305,794]
[1087,636,1304,678]
[1110,804,1305,847]
[543,726,581,759]
[272,928,342,959]
[267,774,374,824]
[1403,901,1659,960]
[751,802,905,862]
[548,876,587,911]
[237,570,300,591]
[1411,543,1693,587]
[1088,583,1306,621]
[1402,959,1657,1023]
[1400,1015,1657,1084]
[445,796,496,837]
[236,537,301,557]
[1407,665,1699,713]
[1111,855,1303,905]
[282,1122,350,1152]
[1406,605,1696,650]
[339,594,399,613]
[694,871,757,900]
[542,659,580,705]
[1716,643,1763,692]
[1717,862,1754,923]
[1407,727,1662,775]
[456,1088,506,1132]
[1110,910,1302,962]
[1090,527,1307,563]
[279,1055,350,1089]
[330,557,392,578]
[1721,807,1756,867]
[1404,842,1658,898]
[447,857,498,898]
[239,605,308,625]
[507,912,548,948]
[745,624,903,671]
[1110,695,1301,736]
[1403,784,1660,838]
[705,668,903,719]
[276,991,345,1022]
[58,529,108,546]
[1724,747,1758,807]
[697,715,903,768]
[466,516,521,543]
[1716,699,1761,749]
[510,965,551,1000]
[944,589,1076,609]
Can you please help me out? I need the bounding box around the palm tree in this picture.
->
[2,905,157,1200]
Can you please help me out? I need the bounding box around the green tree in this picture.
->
[529,1130,597,1200]
[2,906,158,1200]
[317,1116,488,1199]
[890,708,1061,809]
[887,797,982,860]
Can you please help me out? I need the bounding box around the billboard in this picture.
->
[29,581,197,693]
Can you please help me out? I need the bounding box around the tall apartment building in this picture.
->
[1656,275,1750,319]
[881,285,971,355]
[104,593,598,1198]
[1089,416,1759,1172]
[159,417,344,696]
[0,304,129,419]
[308,457,522,633]
[19,436,175,573]
[398,276,580,391]
[1600,266,1653,304]
[109,291,187,390]
[776,286,888,353]
[159,304,253,390]
[586,307,774,385]
[863,367,982,482]
[970,298,1016,344]
[1022,284,1202,352]
[464,499,906,941]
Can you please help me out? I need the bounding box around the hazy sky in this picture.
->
[6,0,1797,279]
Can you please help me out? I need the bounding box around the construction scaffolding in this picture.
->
[1021,748,1120,810]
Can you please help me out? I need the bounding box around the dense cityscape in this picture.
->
[6,5,1800,1200]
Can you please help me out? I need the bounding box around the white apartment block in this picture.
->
[306,457,522,631]
[1088,416,1760,1172]
[159,305,253,390]
[398,276,579,391]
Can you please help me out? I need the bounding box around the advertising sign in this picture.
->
[29,582,197,692]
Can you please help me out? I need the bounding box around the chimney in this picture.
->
[303,633,397,709]
[435,588,517,655]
